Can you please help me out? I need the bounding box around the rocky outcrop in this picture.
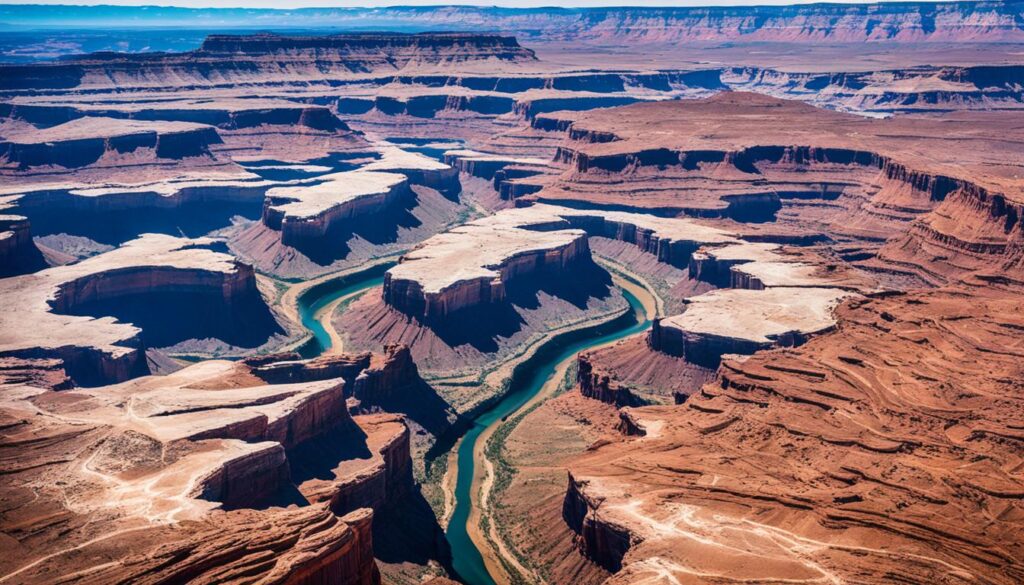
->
[513,96,645,120]
[650,288,856,367]
[382,206,592,320]
[577,352,642,407]
[383,203,736,319]
[360,146,461,197]
[263,170,411,246]
[0,214,45,276]
[351,344,420,409]
[562,473,634,572]
[249,351,372,386]
[0,360,387,584]
[307,414,414,517]
[0,356,71,389]
[615,408,647,437]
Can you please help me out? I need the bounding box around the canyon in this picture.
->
[1,3,1023,585]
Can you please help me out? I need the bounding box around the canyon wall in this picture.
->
[0,214,44,276]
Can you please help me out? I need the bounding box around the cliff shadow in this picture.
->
[505,257,614,311]
[24,200,264,247]
[373,486,452,571]
[62,289,284,349]
[422,260,614,353]
[290,191,423,266]
[366,378,457,438]
[287,421,372,485]
[424,301,526,353]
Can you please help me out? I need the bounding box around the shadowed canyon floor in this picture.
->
[1,6,1024,585]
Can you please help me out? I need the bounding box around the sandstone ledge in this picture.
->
[383,203,736,319]
[264,170,410,245]
[0,234,261,385]
[650,287,857,367]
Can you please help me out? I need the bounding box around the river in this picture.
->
[294,266,651,585]
[446,285,651,585]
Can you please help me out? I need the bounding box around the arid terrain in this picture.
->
[1,2,1023,584]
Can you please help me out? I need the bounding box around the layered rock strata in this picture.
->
[382,206,592,320]
[0,357,401,584]
[383,203,738,319]
[531,94,1023,237]
[263,170,411,246]
[724,64,1024,114]
[0,234,264,385]
[2,98,349,131]
[651,288,857,367]
[577,352,644,408]
[563,288,1024,584]
[361,145,461,196]
[0,117,221,169]
[0,33,537,92]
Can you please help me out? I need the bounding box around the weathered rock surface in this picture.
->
[651,288,857,366]
[564,288,1024,584]
[532,93,1023,234]
[264,170,411,245]
[0,214,44,276]
[0,116,221,170]
[383,203,736,319]
[0,234,275,385]
[383,206,592,320]
[0,357,404,584]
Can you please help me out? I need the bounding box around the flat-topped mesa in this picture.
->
[263,170,411,246]
[443,148,552,199]
[689,241,870,290]
[650,287,856,367]
[361,145,460,196]
[198,32,536,65]
[336,92,517,118]
[0,234,265,386]
[0,117,221,169]
[383,206,592,321]
[444,149,551,181]
[383,203,740,319]
[82,359,352,452]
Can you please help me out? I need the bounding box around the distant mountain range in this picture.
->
[2,1,1022,43]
